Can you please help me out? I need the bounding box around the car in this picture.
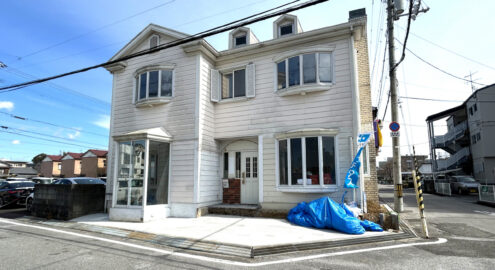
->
[31,177,54,184]
[6,177,29,182]
[26,177,106,212]
[55,177,106,185]
[447,175,480,195]
[0,181,35,207]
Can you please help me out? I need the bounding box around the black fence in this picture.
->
[32,184,105,220]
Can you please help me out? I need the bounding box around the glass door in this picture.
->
[116,140,145,206]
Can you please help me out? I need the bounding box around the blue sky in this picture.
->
[1,0,494,162]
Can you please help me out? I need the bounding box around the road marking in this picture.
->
[0,218,447,267]
[450,236,495,242]
[473,210,495,216]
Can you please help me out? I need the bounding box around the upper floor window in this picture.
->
[149,35,159,49]
[222,69,246,99]
[235,35,247,47]
[277,52,332,91]
[136,69,173,102]
[279,24,294,36]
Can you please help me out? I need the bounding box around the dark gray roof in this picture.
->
[9,167,38,175]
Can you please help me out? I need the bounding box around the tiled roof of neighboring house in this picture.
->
[10,167,38,176]
[64,152,84,160]
[87,149,108,157]
[46,155,62,162]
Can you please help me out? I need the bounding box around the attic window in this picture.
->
[235,35,247,47]
[279,24,294,36]
[150,35,159,49]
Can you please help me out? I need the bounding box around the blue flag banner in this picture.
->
[344,133,372,189]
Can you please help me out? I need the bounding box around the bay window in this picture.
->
[276,52,333,91]
[277,136,336,188]
[135,68,173,103]
[115,139,170,207]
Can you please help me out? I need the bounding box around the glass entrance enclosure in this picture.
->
[115,139,170,207]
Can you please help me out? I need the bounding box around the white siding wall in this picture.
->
[198,55,222,204]
[213,36,353,210]
[110,33,197,204]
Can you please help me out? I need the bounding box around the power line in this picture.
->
[0,0,324,92]
[399,96,462,103]
[9,0,269,70]
[0,111,108,137]
[395,39,487,86]
[0,126,107,148]
[0,130,104,149]
[391,0,413,71]
[1,66,110,105]
[397,25,495,71]
[17,0,177,60]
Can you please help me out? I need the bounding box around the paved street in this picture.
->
[1,189,494,269]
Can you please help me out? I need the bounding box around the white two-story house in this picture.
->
[104,9,378,222]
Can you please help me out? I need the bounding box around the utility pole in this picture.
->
[387,0,403,212]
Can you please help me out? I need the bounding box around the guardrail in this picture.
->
[434,121,467,147]
[436,147,470,171]
[435,182,451,196]
[479,185,495,203]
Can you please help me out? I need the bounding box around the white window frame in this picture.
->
[278,23,294,37]
[362,144,370,176]
[134,65,175,106]
[276,135,339,193]
[234,34,248,48]
[274,51,334,94]
[220,67,247,100]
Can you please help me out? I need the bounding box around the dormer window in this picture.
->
[279,24,294,36]
[235,35,247,47]
[149,35,159,49]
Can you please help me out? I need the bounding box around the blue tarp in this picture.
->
[287,197,383,234]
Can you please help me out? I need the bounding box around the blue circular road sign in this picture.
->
[389,122,400,132]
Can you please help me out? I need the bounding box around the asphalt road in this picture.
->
[0,188,494,269]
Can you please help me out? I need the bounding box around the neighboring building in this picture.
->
[60,152,83,178]
[81,150,108,177]
[377,155,428,184]
[426,83,495,184]
[104,9,377,221]
[4,161,27,168]
[9,167,38,178]
[0,161,10,178]
[40,155,62,177]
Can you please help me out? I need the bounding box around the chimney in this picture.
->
[349,8,366,21]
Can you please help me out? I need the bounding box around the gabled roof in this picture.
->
[108,23,189,62]
[62,152,84,160]
[83,149,108,158]
[45,155,62,162]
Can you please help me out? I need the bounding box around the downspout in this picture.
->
[349,27,363,208]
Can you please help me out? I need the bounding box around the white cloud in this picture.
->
[0,101,14,111]
[93,115,110,129]
[12,140,20,145]
[67,130,81,139]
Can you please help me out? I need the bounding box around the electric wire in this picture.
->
[0,111,108,137]
[396,39,487,86]
[0,130,104,149]
[16,0,177,60]
[391,0,413,71]
[0,0,325,92]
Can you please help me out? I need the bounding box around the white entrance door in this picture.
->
[241,152,259,204]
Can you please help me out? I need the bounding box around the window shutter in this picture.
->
[246,63,255,98]
[210,69,220,102]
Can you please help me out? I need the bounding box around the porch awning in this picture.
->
[112,127,173,141]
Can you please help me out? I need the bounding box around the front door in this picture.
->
[241,152,259,204]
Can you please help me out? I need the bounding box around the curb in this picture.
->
[14,216,416,258]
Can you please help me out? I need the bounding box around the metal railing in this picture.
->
[436,147,470,170]
[435,182,451,196]
[479,185,495,203]
[434,121,467,147]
